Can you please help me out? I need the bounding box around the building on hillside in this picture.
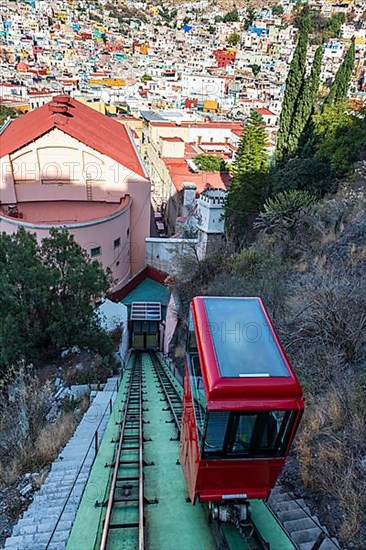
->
[0,95,151,288]
[142,120,242,233]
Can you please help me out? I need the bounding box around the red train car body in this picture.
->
[179,297,304,504]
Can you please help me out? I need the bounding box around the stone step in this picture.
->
[277,508,310,523]
[269,498,310,514]
[291,526,322,545]
[270,491,293,503]
[4,378,123,549]
[269,485,286,496]
[299,542,317,550]
[284,516,322,533]
[319,538,340,550]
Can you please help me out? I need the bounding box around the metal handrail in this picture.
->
[45,376,120,549]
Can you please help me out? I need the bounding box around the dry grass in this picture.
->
[0,371,89,488]
[297,385,366,544]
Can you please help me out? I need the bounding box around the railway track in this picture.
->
[149,351,183,433]
[100,352,144,550]
[68,350,338,550]
[148,352,271,550]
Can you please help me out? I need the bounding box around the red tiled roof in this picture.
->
[0,96,146,178]
[164,159,230,194]
[254,108,276,116]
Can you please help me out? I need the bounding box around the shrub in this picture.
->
[271,157,333,196]
[0,371,88,485]
[194,154,226,172]
[297,384,366,543]
[255,190,315,237]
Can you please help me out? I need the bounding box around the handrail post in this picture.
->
[95,430,98,456]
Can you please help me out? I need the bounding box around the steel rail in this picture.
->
[100,353,144,550]
[149,352,270,550]
[138,353,144,550]
[150,352,182,431]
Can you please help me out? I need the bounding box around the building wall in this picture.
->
[145,237,198,274]
[0,201,132,285]
[0,128,150,279]
[181,75,226,102]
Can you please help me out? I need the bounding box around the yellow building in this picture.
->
[203,100,219,113]
[77,98,106,114]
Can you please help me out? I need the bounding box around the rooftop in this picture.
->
[191,297,303,404]
[0,199,129,226]
[164,159,230,194]
[203,297,290,378]
[0,96,147,178]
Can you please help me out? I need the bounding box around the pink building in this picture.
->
[0,95,151,289]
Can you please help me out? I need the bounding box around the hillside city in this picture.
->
[0,0,365,549]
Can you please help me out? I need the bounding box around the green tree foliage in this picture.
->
[287,46,323,155]
[232,111,268,175]
[0,229,111,374]
[326,41,355,106]
[312,102,366,176]
[245,7,256,28]
[272,5,284,16]
[223,8,238,23]
[226,111,269,230]
[251,64,261,76]
[276,11,310,160]
[271,157,332,196]
[326,12,346,38]
[0,105,19,126]
[294,10,345,42]
[227,32,240,47]
[194,154,226,172]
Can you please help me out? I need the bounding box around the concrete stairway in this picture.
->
[4,377,120,550]
[268,484,340,550]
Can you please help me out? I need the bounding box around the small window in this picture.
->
[114,237,120,248]
[127,228,130,236]
[90,246,101,257]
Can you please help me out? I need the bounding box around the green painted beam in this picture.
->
[251,500,296,550]
[67,353,296,550]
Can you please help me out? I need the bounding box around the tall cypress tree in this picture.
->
[226,111,269,231]
[232,110,268,176]
[276,12,310,161]
[287,45,323,155]
[326,41,355,106]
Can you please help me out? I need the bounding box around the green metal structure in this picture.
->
[67,352,296,550]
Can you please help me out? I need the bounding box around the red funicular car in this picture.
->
[180,297,304,518]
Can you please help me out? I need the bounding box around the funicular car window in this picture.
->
[187,354,206,437]
[187,312,198,352]
[202,410,296,459]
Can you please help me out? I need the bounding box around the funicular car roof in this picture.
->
[191,297,303,407]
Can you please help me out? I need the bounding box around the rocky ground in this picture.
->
[0,347,115,548]
[0,470,50,548]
